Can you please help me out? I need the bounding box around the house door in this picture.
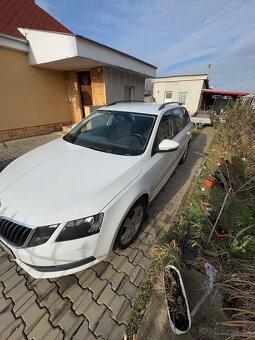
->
[78,71,93,106]
[124,86,134,101]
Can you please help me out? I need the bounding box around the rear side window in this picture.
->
[182,108,190,125]
[171,108,186,135]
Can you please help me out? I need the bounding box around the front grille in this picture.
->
[0,218,32,247]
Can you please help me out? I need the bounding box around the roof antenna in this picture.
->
[208,64,211,80]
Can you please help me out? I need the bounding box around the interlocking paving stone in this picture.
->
[107,254,145,282]
[38,287,84,339]
[3,271,25,294]
[26,313,63,340]
[0,303,24,340]
[4,277,35,311]
[129,238,150,256]
[76,269,108,299]
[139,231,157,246]
[92,261,110,277]
[94,309,126,340]
[0,256,15,276]
[100,263,125,291]
[133,267,147,287]
[159,212,172,223]
[0,264,21,285]
[142,224,158,237]
[132,251,151,272]
[73,319,103,340]
[14,295,50,335]
[97,283,128,320]
[75,268,96,286]
[0,283,12,313]
[152,219,170,230]
[52,303,84,340]
[88,277,108,300]
[8,323,26,340]
[50,275,78,295]
[0,246,7,257]
[115,298,133,325]
[116,276,140,307]
[114,247,140,262]
[28,278,55,302]
[53,276,88,307]
[52,277,108,332]
[74,290,106,331]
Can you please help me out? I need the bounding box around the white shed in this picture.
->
[152,74,209,115]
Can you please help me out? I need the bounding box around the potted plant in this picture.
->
[163,265,191,334]
[203,174,218,187]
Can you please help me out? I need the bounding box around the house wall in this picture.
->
[153,77,206,114]
[104,67,145,104]
[0,47,72,141]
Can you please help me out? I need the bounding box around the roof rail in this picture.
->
[158,102,183,111]
[106,100,144,107]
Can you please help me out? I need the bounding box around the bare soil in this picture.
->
[164,267,189,332]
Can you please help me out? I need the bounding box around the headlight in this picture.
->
[56,213,104,242]
[28,224,58,247]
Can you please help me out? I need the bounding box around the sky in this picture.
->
[36,0,255,93]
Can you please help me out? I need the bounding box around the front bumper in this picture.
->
[15,256,103,279]
[0,226,103,278]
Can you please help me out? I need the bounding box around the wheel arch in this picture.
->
[110,192,149,250]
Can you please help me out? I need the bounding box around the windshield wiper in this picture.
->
[86,145,113,154]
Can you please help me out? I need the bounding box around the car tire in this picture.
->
[114,198,146,249]
[179,141,190,164]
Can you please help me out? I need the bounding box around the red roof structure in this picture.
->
[0,0,71,39]
[202,89,249,96]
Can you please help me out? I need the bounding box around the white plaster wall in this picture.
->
[104,67,145,103]
[153,78,206,114]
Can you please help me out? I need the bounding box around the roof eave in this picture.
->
[76,33,157,70]
[20,29,156,77]
[0,32,29,52]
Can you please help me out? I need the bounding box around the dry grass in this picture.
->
[149,240,182,272]
[125,279,153,339]
[217,271,255,339]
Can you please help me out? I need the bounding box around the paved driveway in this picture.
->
[0,129,214,339]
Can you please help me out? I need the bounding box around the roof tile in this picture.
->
[0,0,71,39]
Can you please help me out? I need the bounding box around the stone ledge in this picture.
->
[0,121,72,142]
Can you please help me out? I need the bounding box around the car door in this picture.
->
[171,107,191,158]
[149,112,179,198]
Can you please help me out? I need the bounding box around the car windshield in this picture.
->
[63,110,156,156]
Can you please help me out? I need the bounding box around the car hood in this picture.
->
[0,138,142,226]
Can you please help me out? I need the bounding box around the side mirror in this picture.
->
[158,139,180,152]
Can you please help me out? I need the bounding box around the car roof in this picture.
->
[99,102,182,116]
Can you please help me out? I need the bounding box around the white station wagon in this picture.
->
[0,102,192,278]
